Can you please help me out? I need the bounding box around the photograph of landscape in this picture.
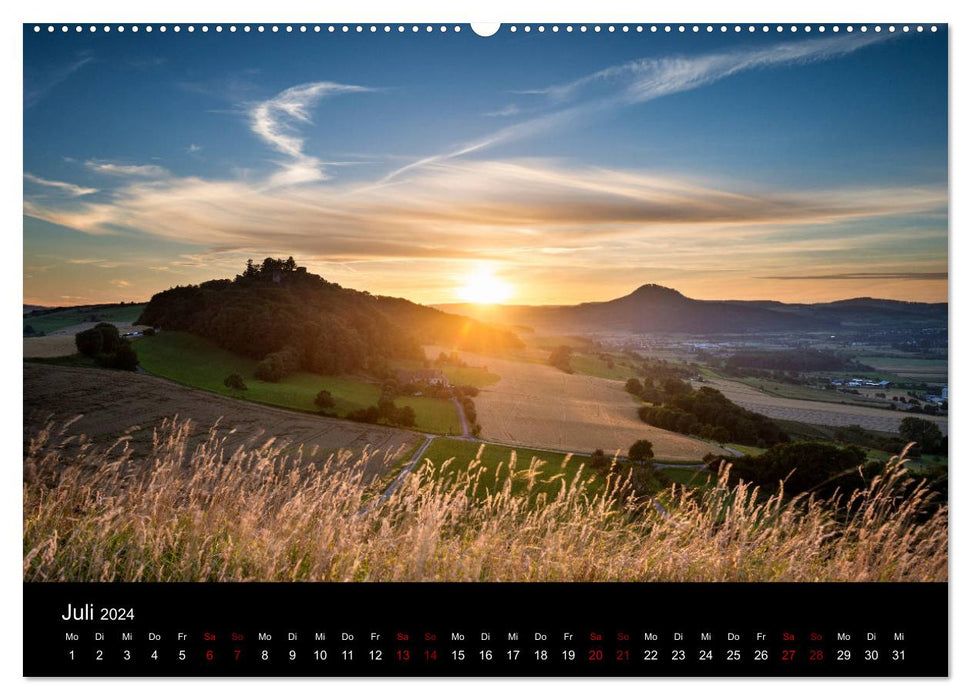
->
[23,25,947,583]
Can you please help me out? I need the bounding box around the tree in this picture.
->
[628,439,655,464]
[75,323,118,356]
[588,449,612,471]
[106,340,138,371]
[625,378,643,395]
[662,377,691,397]
[377,397,397,421]
[676,413,697,435]
[314,389,335,409]
[639,384,663,404]
[75,328,103,357]
[74,323,135,370]
[224,373,247,391]
[898,417,945,455]
[395,405,416,427]
[93,323,121,354]
[254,346,300,382]
[347,406,380,423]
[548,345,573,373]
[728,442,868,495]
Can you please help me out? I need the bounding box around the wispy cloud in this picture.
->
[390,33,892,182]
[67,258,123,268]
[760,272,947,281]
[248,81,372,186]
[24,53,93,108]
[24,159,946,264]
[127,56,166,70]
[484,104,522,117]
[85,160,170,178]
[187,144,202,153]
[527,33,888,104]
[24,173,97,197]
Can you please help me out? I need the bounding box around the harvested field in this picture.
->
[23,335,79,358]
[699,377,948,435]
[23,363,418,482]
[425,346,725,460]
[24,322,151,358]
[855,356,948,382]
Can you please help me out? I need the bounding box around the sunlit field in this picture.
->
[135,332,462,434]
[24,419,946,583]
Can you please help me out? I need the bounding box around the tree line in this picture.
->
[722,349,872,373]
[707,438,946,511]
[631,379,788,447]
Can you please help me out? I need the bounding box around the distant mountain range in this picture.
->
[437,284,948,335]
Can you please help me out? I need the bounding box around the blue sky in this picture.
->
[23,25,947,306]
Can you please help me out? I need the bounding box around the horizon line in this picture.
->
[23,283,949,312]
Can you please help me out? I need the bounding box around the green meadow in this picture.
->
[24,303,146,335]
[418,437,608,501]
[135,332,461,434]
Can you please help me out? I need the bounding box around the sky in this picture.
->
[23,25,948,307]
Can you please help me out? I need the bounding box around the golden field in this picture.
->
[424,345,723,461]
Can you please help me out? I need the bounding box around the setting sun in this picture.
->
[456,267,513,304]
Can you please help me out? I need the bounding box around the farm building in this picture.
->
[396,369,450,387]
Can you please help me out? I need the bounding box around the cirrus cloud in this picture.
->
[85,160,171,178]
[248,81,373,186]
[24,173,97,197]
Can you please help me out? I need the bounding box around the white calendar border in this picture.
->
[4,0,965,697]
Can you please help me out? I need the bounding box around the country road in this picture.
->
[451,397,471,438]
[372,434,435,507]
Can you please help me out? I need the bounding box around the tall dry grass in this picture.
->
[23,419,947,582]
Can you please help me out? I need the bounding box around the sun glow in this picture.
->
[456,267,513,304]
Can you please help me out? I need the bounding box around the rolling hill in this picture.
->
[137,257,523,378]
[438,284,947,335]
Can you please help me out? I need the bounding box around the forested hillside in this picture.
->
[138,257,522,379]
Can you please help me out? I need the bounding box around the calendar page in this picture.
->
[22,19,948,678]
